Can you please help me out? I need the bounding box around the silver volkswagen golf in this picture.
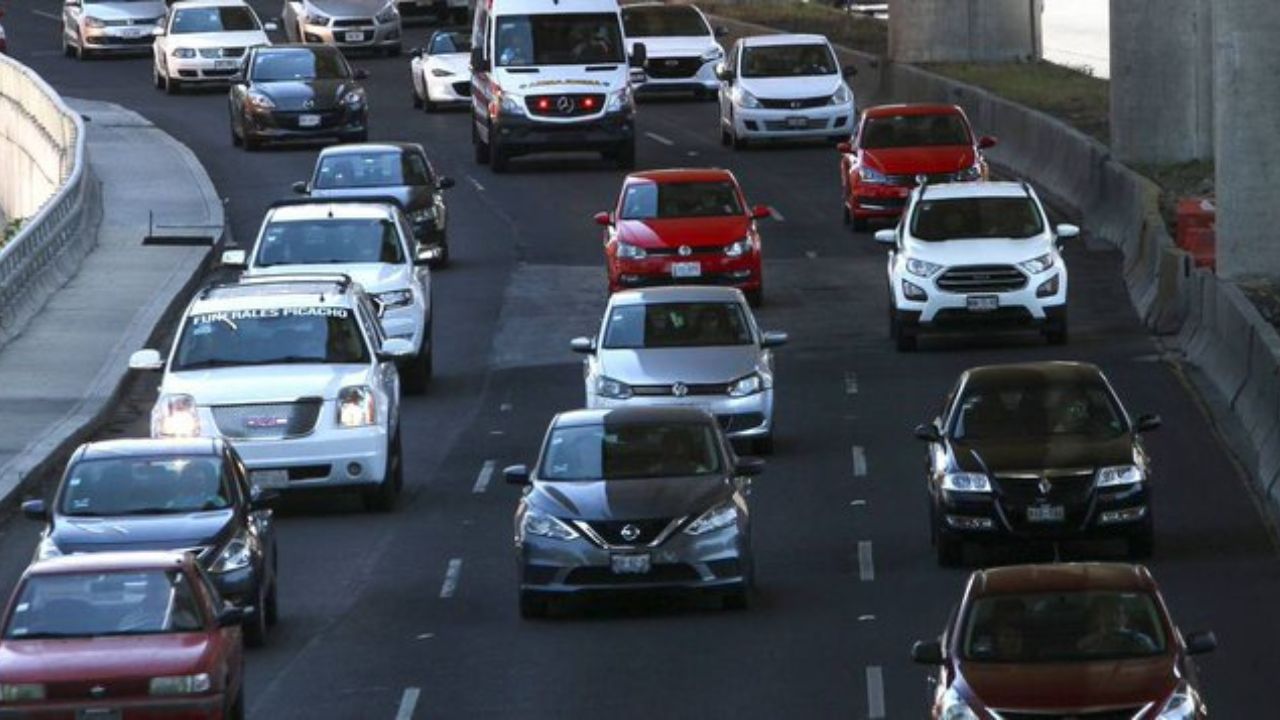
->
[572,286,786,454]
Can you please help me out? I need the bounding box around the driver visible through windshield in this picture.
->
[60,456,231,516]
[494,13,624,67]
[603,302,753,349]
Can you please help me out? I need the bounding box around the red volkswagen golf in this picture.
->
[838,103,995,231]
[596,169,771,306]
[0,552,247,719]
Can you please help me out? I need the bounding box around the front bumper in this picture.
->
[733,101,854,140]
[82,25,159,52]
[425,74,471,103]
[937,483,1151,543]
[848,181,913,219]
[242,106,367,142]
[638,58,719,93]
[0,693,225,720]
[609,252,762,293]
[165,56,246,83]
[588,388,772,439]
[301,20,400,50]
[893,268,1068,326]
[490,111,634,155]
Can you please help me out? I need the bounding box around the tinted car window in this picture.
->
[741,44,835,78]
[315,151,432,189]
[603,302,753,349]
[620,181,743,219]
[255,219,404,266]
[962,591,1167,663]
[173,306,370,370]
[541,423,722,480]
[430,31,471,54]
[171,6,259,33]
[60,456,231,516]
[912,197,1045,241]
[252,49,348,81]
[494,13,624,66]
[953,381,1124,441]
[861,114,971,149]
[622,6,709,37]
[5,570,204,639]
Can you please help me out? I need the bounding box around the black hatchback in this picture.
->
[915,362,1160,566]
[229,44,369,150]
[21,437,280,646]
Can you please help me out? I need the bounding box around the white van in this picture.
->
[469,0,645,172]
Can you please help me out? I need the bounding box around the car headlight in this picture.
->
[595,376,633,400]
[149,674,211,696]
[605,86,633,113]
[954,163,983,181]
[35,537,62,562]
[1096,465,1144,488]
[727,373,764,398]
[408,207,435,224]
[430,68,455,77]
[246,91,275,111]
[498,93,525,117]
[171,48,197,59]
[522,509,579,541]
[84,16,106,29]
[1018,253,1054,274]
[830,83,852,106]
[209,531,254,574]
[1157,682,1200,720]
[939,688,980,720]
[701,46,724,63]
[941,472,992,493]
[858,165,887,184]
[304,12,330,26]
[152,394,202,438]
[375,3,398,23]
[615,242,647,260]
[684,501,738,536]
[724,237,753,257]
[905,257,943,278]
[337,385,377,428]
[0,684,46,702]
[375,289,414,311]
[342,90,366,109]
[734,87,761,109]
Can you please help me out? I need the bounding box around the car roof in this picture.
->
[962,361,1105,389]
[741,33,830,48]
[78,438,221,461]
[171,0,252,8]
[26,551,194,577]
[610,285,746,305]
[266,201,400,223]
[487,0,620,16]
[191,275,360,314]
[318,142,422,157]
[626,168,736,185]
[919,181,1029,201]
[553,406,717,429]
[971,563,1157,596]
[864,103,965,118]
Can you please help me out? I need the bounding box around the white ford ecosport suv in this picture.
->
[129,274,411,511]
[878,181,1077,352]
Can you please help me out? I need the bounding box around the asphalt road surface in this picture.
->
[3,4,1276,718]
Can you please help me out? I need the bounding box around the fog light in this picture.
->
[744,120,759,131]
[902,279,928,301]
[945,515,994,530]
[729,269,752,279]
[1100,506,1146,524]
[347,462,363,478]
[1036,274,1060,297]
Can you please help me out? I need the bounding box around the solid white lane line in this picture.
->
[472,460,496,494]
[395,687,421,720]
[32,9,62,20]
[852,446,867,477]
[844,371,859,395]
[866,666,886,719]
[644,131,675,146]
[466,175,485,192]
[439,559,463,598]
[858,541,875,581]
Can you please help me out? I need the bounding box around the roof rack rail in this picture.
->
[266,195,406,212]
[198,273,353,299]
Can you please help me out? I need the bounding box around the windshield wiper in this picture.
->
[9,631,81,640]
[177,359,246,370]
[234,356,326,366]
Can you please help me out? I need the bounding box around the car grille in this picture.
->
[332,18,374,28]
[526,94,606,117]
[644,245,725,257]
[578,518,680,547]
[88,35,155,46]
[102,18,159,27]
[565,564,701,586]
[758,95,830,110]
[631,383,728,397]
[936,265,1027,294]
[992,470,1096,536]
[762,118,826,131]
[885,171,960,186]
[44,679,151,702]
[995,709,1146,720]
[211,400,322,440]
[646,56,702,79]
[452,81,471,96]
[198,47,244,59]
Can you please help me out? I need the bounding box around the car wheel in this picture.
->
[243,131,261,152]
[936,531,963,568]
[227,686,245,720]
[363,430,403,512]
[720,124,732,147]
[721,584,751,611]
[892,310,918,352]
[750,433,773,455]
[1045,314,1069,345]
[243,587,268,648]
[732,131,747,151]
[345,130,369,143]
[430,240,449,268]
[412,82,423,109]
[423,82,437,112]
[519,591,549,619]
[153,64,165,90]
[614,139,636,170]
[473,120,490,165]
[1128,521,1155,560]
[400,349,431,395]
[74,35,87,61]
[852,214,869,233]
[489,136,509,173]
[264,578,279,627]
[62,30,74,58]
[165,77,182,95]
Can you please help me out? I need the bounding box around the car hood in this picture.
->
[904,236,1053,267]
[248,263,409,295]
[164,364,371,404]
[253,79,353,112]
[959,656,1178,713]
[306,185,427,212]
[304,0,390,18]
[425,53,472,78]
[952,436,1135,474]
[0,634,215,685]
[529,476,731,521]
[616,216,751,250]
[48,510,235,555]
[739,75,841,99]
[598,346,760,385]
[862,146,975,175]
[627,36,717,58]
[165,30,269,48]
[82,1,166,21]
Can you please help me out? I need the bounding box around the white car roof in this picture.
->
[266,202,399,223]
[919,181,1031,201]
[189,278,361,315]
[170,0,253,8]
[487,0,621,16]
[610,286,745,306]
[741,34,830,48]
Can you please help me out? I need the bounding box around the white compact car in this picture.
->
[283,0,402,55]
[221,199,434,393]
[717,33,856,149]
[570,286,787,454]
[878,181,1077,352]
[621,2,724,99]
[129,274,410,511]
[410,28,472,111]
[153,0,273,93]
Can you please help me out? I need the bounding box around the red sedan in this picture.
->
[838,103,996,231]
[596,169,771,306]
[0,552,247,719]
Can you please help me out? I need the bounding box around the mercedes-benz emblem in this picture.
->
[89,685,107,699]
[556,96,575,114]
[620,524,641,542]
[1038,476,1053,496]
[677,245,692,256]
[672,382,689,397]
[303,99,315,109]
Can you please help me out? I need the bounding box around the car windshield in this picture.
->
[314,151,432,189]
[741,44,836,78]
[541,423,723,480]
[620,181,743,219]
[494,13,625,67]
[952,379,1125,441]
[251,49,347,81]
[622,6,709,37]
[862,114,971,149]
[962,591,1168,663]
[171,6,259,34]
[4,570,205,639]
[172,306,370,370]
[59,456,232,516]
[255,219,404,266]
[911,197,1045,241]
[431,31,471,54]
[603,302,753,349]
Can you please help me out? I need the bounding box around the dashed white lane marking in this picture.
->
[489,429,505,436]
[32,9,62,20]
[686,150,699,157]
[472,460,496,494]
[500,402,513,412]
[844,371,859,395]
[857,614,876,622]
[395,687,421,720]
[439,559,463,598]
[849,499,867,507]
[466,175,485,192]
[866,666,886,719]
[858,541,875,581]
[852,446,867,477]
[804,250,818,260]
[769,207,786,222]
[644,131,675,146]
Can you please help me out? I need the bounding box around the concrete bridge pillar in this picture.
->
[888,0,1042,64]
[1109,0,1213,164]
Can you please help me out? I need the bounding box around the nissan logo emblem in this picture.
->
[620,524,641,542]
[556,96,575,114]
[677,245,692,256]
[1038,477,1053,496]
[672,382,689,397]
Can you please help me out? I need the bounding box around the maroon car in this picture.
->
[912,563,1215,719]
[0,551,247,719]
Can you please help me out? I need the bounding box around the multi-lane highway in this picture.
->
[2,3,1277,717]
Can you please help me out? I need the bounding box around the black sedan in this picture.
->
[506,407,761,618]
[229,43,369,150]
[915,362,1160,566]
[292,142,455,266]
[21,437,280,646]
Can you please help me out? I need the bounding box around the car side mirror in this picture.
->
[217,605,250,628]
[978,135,997,149]
[21,499,48,522]
[714,26,728,38]
[914,423,942,442]
[911,639,945,665]
[842,64,858,77]
[471,47,489,73]
[1056,223,1080,239]
[152,25,166,37]
[716,65,735,83]
[437,176,455,190]
[629,41,647,69]
[1134,413,1162,433]
[569,336,595,354]
[263,21,279,32]
[352,68,369,80]
[410,47,423,59]
[220,249,248,268]
[504,464,530,486]
[837,141,853,153]
[874,229,896,245]
[593,211,613,227]
[129,349,165,371]
[65,0,81,7]
[760,330,788,348]
[379,338,415,360]
[250,487,280,510]
[1184,630,1217,656]
[734,456,765,477]
[291,180,308,195]
[750,204,772,221]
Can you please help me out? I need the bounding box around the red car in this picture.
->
[912,563,1216,719]
[595,169,772,306]
[838,103,996,231]
[0,551,247,719]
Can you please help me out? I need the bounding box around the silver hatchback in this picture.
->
[62,0,167,59]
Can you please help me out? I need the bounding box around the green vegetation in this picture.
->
[1,218,21,248]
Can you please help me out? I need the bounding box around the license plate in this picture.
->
[344,31,365,42]
[670,262,701,278]
[119,28,145,38]
[79,710,121,720]
[967,295,999,312]
[214,59,238,70]
[786,116,809,128]
[298,114,321,128]
[610,554,651,575]
[251,469,289,489]
[1027,504,1065,523]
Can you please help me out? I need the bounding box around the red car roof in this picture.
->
[972,563,1158,596]
[863,103,965,118]
[626,168,737,184]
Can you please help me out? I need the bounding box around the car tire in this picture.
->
[519,591,549,619]
[1128,521,1155,560]
[892,310,918,352]
[423,83,437,113]
[345,130,369,143]
[264,577,279,627]
[1045,314,1069,345]
[720,125,732,147]
[852,214,869,233]
[936,531,963,567]
[153,64,165,90]
[243,586,269,648]
[227,687,246,720]
[401,348,431,395]
[75,37,88,61]
[363,430,403,512]
[751,434,773,455]
[166,77,182,95]
[243,131,261,152]
[614,140,636,170]
[473,120,490,165]
[430,240,449,268]
[62,30,75,58]
[489,136,509,173]
[412,83,423,109]
[721,584,750,611]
